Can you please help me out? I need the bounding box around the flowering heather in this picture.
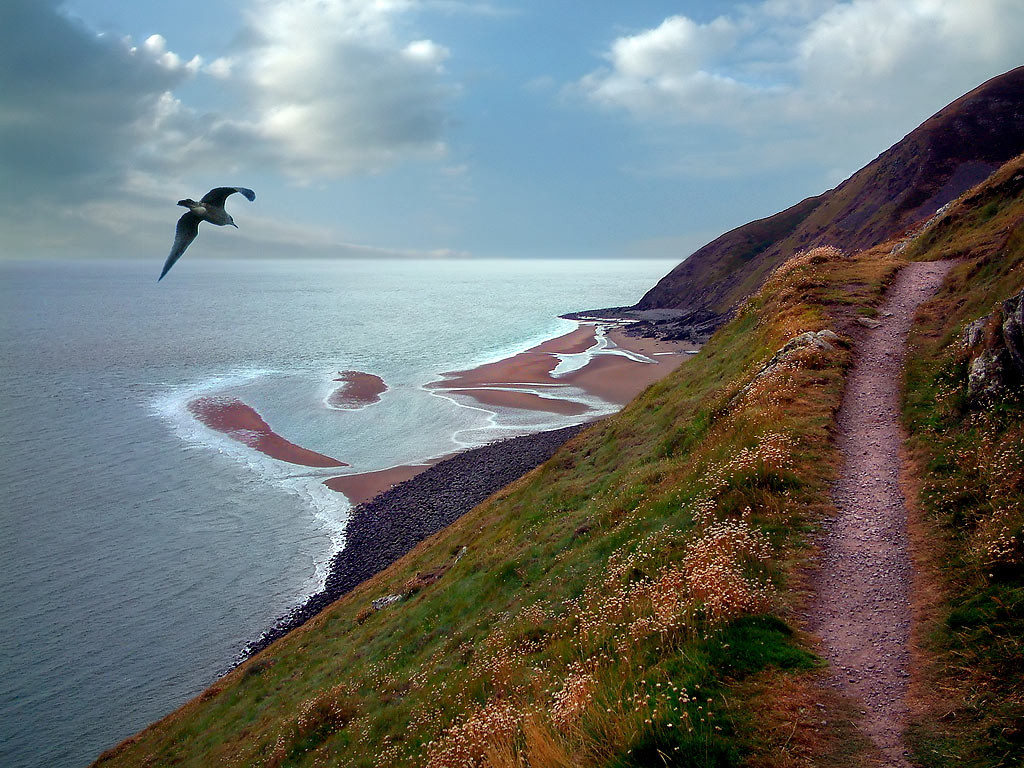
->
[550,664,596,731]
[683,514,774,624]
[424,698,523,768]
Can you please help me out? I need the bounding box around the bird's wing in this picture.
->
[158,212,201,281]
[200,187,256,206]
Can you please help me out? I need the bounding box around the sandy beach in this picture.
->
[328,371,387,409]
[188,397,347,468]
[318,321,694,504]
[186,323,694,507]
[324,462,438,505]
[427,322,694,408]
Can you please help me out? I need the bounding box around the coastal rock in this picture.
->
[1001,289,1024,371]
[968,350,1009,401]
[371,594,403,611]
[773,329,840,360]
[738,329,841,400]
[963,315,991,348]
[965,287,1024,403]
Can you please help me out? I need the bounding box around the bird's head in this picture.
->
[177,198,197,208]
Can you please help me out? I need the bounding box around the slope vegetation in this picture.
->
[95,147,1024,768]
[901,155,1024,766]
[97,222,913,766]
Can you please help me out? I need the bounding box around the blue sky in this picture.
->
[2,1,1022,261]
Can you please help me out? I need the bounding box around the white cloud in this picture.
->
[0,0,460,256]
[205,57,234,79]
[578,0,1024,176]
[214,0,456,178]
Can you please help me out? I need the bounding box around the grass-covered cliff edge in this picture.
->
[96,158,1023,767]
[97,158,1024,768]
[902,157,1024,766]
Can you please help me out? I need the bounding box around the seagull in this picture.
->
[158,187,256,281]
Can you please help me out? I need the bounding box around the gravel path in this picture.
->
[811,260,953,766]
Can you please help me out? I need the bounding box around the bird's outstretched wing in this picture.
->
[200,187,256,207]
[159,211,202,281]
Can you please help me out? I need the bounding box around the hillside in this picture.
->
[93,153,1024,768]
[598,67,1024,342]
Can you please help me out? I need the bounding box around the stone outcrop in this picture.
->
[964,287,1024,402]
[738,329,841,399]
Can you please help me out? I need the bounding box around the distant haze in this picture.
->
[2,0,1022,261]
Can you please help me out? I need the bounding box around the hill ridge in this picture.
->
[584,66,1024,341]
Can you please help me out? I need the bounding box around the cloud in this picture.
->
[0,0,459,255]
[228,0,456,178]
[0,2,189,202]
[577,0,1024,177]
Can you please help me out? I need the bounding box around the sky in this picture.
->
[2,0,1022,262]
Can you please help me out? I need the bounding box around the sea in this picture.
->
[0,257,676,768]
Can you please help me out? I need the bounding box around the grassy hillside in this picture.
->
[902,155,1024,766]
[97,237,908,766]
[96,156,1023,768]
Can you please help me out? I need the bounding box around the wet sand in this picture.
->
[428,322,693,409]
[320,322,694,506]
[561,353,673,405]
[188,397,346,468]
[445,387,591,415]
[324,462,439,506]
[328,371,387,409]
[186,324,694,506]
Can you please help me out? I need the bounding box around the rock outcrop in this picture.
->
[965,287,1024,402]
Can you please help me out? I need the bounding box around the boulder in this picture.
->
[1001,289,1024,372]
[965,287,1024,403]
[963,315,990,348]
[968,350,1010,401]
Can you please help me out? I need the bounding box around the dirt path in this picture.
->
[811,260,953,766]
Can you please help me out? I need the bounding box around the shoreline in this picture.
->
[236,424,586,662]
[318,321,694,505]
[199,320,698,662]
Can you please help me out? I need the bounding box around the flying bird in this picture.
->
[158,187,256,281]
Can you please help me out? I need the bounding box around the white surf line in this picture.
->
[551,323,656,376]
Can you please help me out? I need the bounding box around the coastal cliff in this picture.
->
[95,79,1024,768]
[575,66,1024,342]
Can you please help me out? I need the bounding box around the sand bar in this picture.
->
[188,397,346,468]
[289,322,692,506]
[329,370,387,409]
[428,322,694,411]
[325,462,440,506]
[445,387,591,415]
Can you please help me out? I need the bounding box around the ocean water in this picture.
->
[0,257,674,767]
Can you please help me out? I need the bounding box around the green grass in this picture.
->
[902,155,1024,767]
[97,240,900,768]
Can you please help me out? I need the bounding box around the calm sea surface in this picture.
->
[0,257,675,768]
